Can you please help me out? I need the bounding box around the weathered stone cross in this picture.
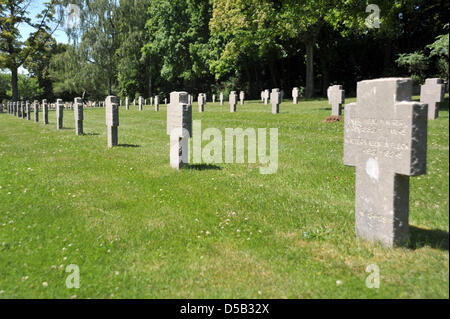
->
[292,87,299,104]
[420,78,445,120]
[229,91,237,112]
[271,88,281,114]
[167,92,192,169]
[106,96,119,147]
[42,99,48,125]
[33,100,39,122]
[74,97,84,135]
[344,78,428,247]
[56,99,64,129]
[327,85,345,116]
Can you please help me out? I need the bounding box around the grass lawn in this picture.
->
[0,96,448,299]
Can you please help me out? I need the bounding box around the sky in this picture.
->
[17,0,69,74]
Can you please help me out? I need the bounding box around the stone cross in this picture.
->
[165,98,167,105]
[22,101,27,119]
[42,99,48,125]
[212,94,216,103]
[56,99,64,129]
[292,87,299,104]
[167,91,192,170]
[198,93,205,112]
[239,91,245,105]
[271,88,281,114]
[19,101,23,118]
[261,91,264,102]
[219,92,224,106]
[13,102,17,116]
[155,95,159,112]
[106,96,119,148]
[264,89,270,105]
[150,97,153,106]
[327,85,345,116]
[344,78,428,247]
[420,78,445,120]
[33,100,39,122]
[229,91,237,112]
[20,101,24,119]
[125,97,129,110]
[138,96,143,111]
[74,97,84,135]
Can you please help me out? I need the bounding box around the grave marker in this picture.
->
[420,78,445,120]
[240,91,245,105]
[167,92,192,170]
[219,92,224,106]
[106,96,119,148]
[271,88,281,114]
[74,97,84,135]
[33,100,39,122]
[155,95,159,111]
[264,89,270,105]
[229,91,237,112]
[344,78,428,247]
[292,87,299,104]
[125,97,129,110]
[198,93,205,112]
[327,85,345,116]
[42,99,48,125]
[26,101,31,120]
[138,96,143,111]
[56,99,64,129]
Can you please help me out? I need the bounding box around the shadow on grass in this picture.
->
[84,132,100,136]
[187,164,221,171]
[439,97,449,111]
[408,225,449,251]
[118,144,140,148]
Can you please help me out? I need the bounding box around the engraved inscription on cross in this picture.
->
[343,78,428,247]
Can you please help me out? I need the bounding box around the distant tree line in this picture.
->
[1,0,448,102]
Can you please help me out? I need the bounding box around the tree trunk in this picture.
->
[148,64,152,97]
[11,66,19,101]
[305,40,314,98]
[269,59,277,88]
[320,56,329,97]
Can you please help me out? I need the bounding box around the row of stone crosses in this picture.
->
[0,77,446,249]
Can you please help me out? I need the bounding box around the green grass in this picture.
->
[0,96,448,299]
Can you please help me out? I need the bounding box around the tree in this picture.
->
[115,0,150,98]
[209,0,280,91]
[142,0,213,94]
[0,0,59,101]
[23,31,58,99]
